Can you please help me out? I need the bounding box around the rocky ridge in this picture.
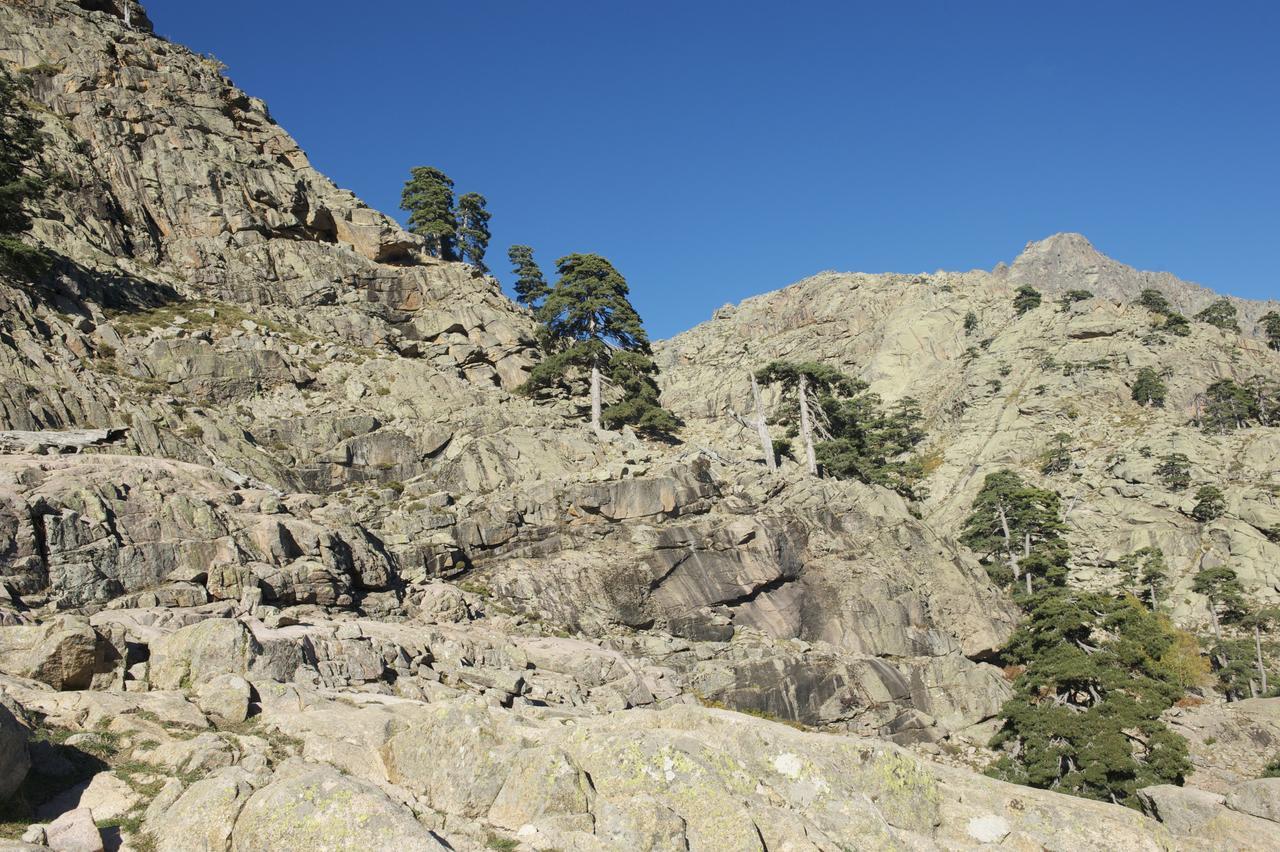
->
[0,1,1276,850]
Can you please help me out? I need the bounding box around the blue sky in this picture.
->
[144,0,1278,338]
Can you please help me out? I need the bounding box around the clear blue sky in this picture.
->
[144,0,1278,338]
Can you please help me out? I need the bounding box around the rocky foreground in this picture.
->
[1,1,1279,850]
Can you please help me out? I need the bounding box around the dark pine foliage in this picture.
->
[0,68,48,271]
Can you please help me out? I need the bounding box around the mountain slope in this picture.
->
[0,3,1276,850]
[658,236,1280,628]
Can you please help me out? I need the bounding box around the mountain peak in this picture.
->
[1010,232,1109,272]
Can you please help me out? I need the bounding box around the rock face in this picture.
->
[0,1,1275,850]
[656,242,1280,627]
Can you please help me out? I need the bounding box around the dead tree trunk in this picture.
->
[1257,623,1269,695]
[1024,531,1033,596]
[590,362,602,431]
[998,503,1021,586]
[751,373,776,471]
[797,373,818,476]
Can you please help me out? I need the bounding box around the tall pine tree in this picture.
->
[508,244,548,307]
[456,192,491,273]
[521,254,675,435]
[960,470,1067,596]
[400,166,457,260]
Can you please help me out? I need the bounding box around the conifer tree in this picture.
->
[1202,379,1257,432]
[989,591,1192,806]
[0,69,47,271]
[960,470,1066,596]
[963,311,978,335]
[455,192,491,273]
[1131,367,1167,407]
[1059,289,1093,309]
[1136,289,1173,315]
[1162,312,1192,336]
[755,361,861,476]
[1039,432,1073,474]
[521,253,675,435]
[1190,485,1226,522]
[400,166,457,260]
[508,244,548,307]
[1013,285,1042,315]
[1115,546,1167,610]
[1195,298,1240,332]
[1262,311,1280,351]
[1155,453,1192,491]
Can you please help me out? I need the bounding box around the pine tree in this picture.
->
[1241,607,1279,697]
[1013,285,1042,315]
[989,591,1193,806]
[755,361,862,476]
[521,253,675,435]
[960,470,1066,596]
[1202,379,1257,432]
[508,244,548,307]
[1039,432,1073,474]
[1059,289,1093,309]
[963,311,979,335]
[1262,311,1280,351]
[1131,367,1167,407]
[1155,453,1192,491]
[1190,485,1226,522]
[0,68,48,271]
[400,166,457,260]
[1136,289,1173,315]
[1195,299,1240,332]
[814,393,928,497]
[1192,566,1252,699]
[1114,546,1167,610]
[455,192,491,273]
[1162,312,1192,336]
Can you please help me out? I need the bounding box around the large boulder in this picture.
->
[230,760,448,851]
[0,617,111,690]
[148,619,259,690]
[1226,777,1280,823]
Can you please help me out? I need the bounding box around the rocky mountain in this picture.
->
[0,1,1277,850]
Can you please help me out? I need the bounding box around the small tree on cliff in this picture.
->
[400,166,457,260]
[508,244,548,307]
[1195,298,1240,332]
[1262,311,1280,351]
[521,254,674,434]
[455,192,491,273]
[960,469,1067,597]
[1013,285,1042,315]
[0,69,47,271]
[1131,367,1167,407]
[755,361,861,476]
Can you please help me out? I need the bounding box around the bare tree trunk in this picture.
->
[1150,581,1159,612]
[590,362,602,431]
[1024,531,1033,596]
[1257,623,1269,695]
[1210,601,1221,641]
[797,374,817,476]
[998,504,1020,585]
[751,373,776,471]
